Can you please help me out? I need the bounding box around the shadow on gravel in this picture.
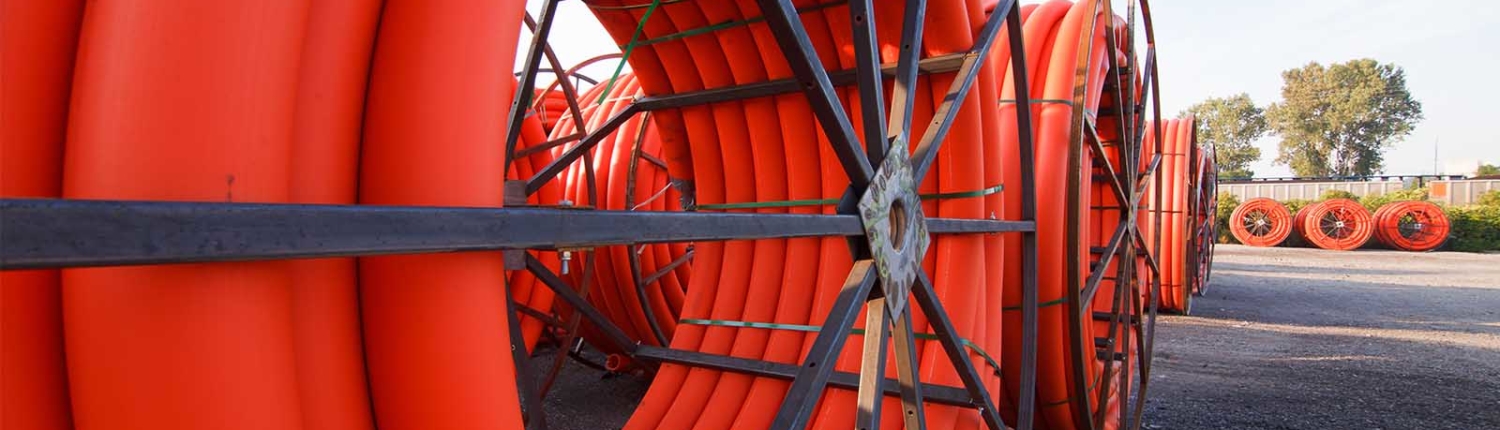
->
[1211,261,1435,277]
[1193,272,1500,337]
[1145,253,1500,430]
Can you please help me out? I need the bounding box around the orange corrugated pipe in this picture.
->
[554,74,691,356]
[580,1,1142,429]
[1,1,85,428]
[1372,201,1450,252]
[62,1,310,428]
[357,1,530,428]
[1296,198,1373,251]
[1231,198,1295,247]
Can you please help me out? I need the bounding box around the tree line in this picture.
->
[1185,59,1424,179]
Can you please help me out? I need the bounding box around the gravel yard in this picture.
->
[1144,245,1500,429]
[543,244,1500,429]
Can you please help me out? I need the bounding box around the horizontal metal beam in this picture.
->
[927,218,1034,234]
[633,345,977,407]
[633,54,965,112]
[0,199,1033,270]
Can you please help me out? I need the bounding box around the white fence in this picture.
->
[1218,180,1407,201]
[1430,180,1500,206]
[1218,179,1500,206]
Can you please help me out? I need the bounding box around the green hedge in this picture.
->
[1216,192,1240,244]
[1478,189,1500,207]
[1445,190,1500,252]
[1319,189,1359,201]
[1446,204,1500,252]
[1359,187,1429,212]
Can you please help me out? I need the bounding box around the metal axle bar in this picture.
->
[0,199,1031,270]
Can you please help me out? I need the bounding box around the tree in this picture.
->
[1477,163,1500,177]
[1266,59,1423,177]
[1182,94,1267,179]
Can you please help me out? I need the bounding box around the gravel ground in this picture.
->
[1144,244,1500,429]
[543,244,1500,429]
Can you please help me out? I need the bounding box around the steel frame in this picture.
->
[0,1,1162,430]
[1054,1,1167,430]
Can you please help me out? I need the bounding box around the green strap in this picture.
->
[592,0,848,104]
[679,318,1003,377]
[631,1,847,47]
[596,0,663,105]
[696,184,1004,211]
[999,98,1077,106]
[1000,297,1066,311]
[587,0,689,11]
[920,183,1006,201]
[1042,363,1114,408]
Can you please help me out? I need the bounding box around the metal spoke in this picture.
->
[527,104,641,195]
[909,0,1014,182]
[504,0,561,175]
[523,12,588,138]
[770,260,878,429]
[527,254,638,355]
[506,275,550,430]
[911,272,1007,430]
[1081,222,1132,310]
[754,0,873,188]
[885,0,928,171]
[849,0,889,167]
[1087,123,1133,207]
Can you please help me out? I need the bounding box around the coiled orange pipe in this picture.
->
[505,82,567,352]
[1295,198,1373,251]
[1230,198,1294,247]
[536,89,574,134]
[585,1,1009,428]
[62,1,310,428]
[1372,201,1449,252]
[555,74,691,356]
[358,1,529,428]
[1147,117,1192,313]
[1188,142,1217,296]
[286,1,383,429]
[1,1,84,428]
[579,1,1148,429]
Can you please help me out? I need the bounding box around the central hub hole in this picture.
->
[889,200,908,251]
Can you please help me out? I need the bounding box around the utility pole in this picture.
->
[1432,135,1439,175]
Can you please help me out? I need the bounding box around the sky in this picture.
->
[523,0,1500,178]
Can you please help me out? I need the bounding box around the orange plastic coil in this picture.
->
[1295,198,1373,251]
[357,1,529,429]
[286,1,384,429]
[555,74,691,355]
[535,88,574,134]
[1291,201,1318,246]
[1,1,84,428]
[1372,200,1450,252]
[1079,11,1143,424]
[505,81,567,352]
[585,0,1012,428]
[580,1,1140,429]
[1188,140,1217,296]
[1230,198,1294,247]
[61,1,310,428]
[1158,117,1193,313]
